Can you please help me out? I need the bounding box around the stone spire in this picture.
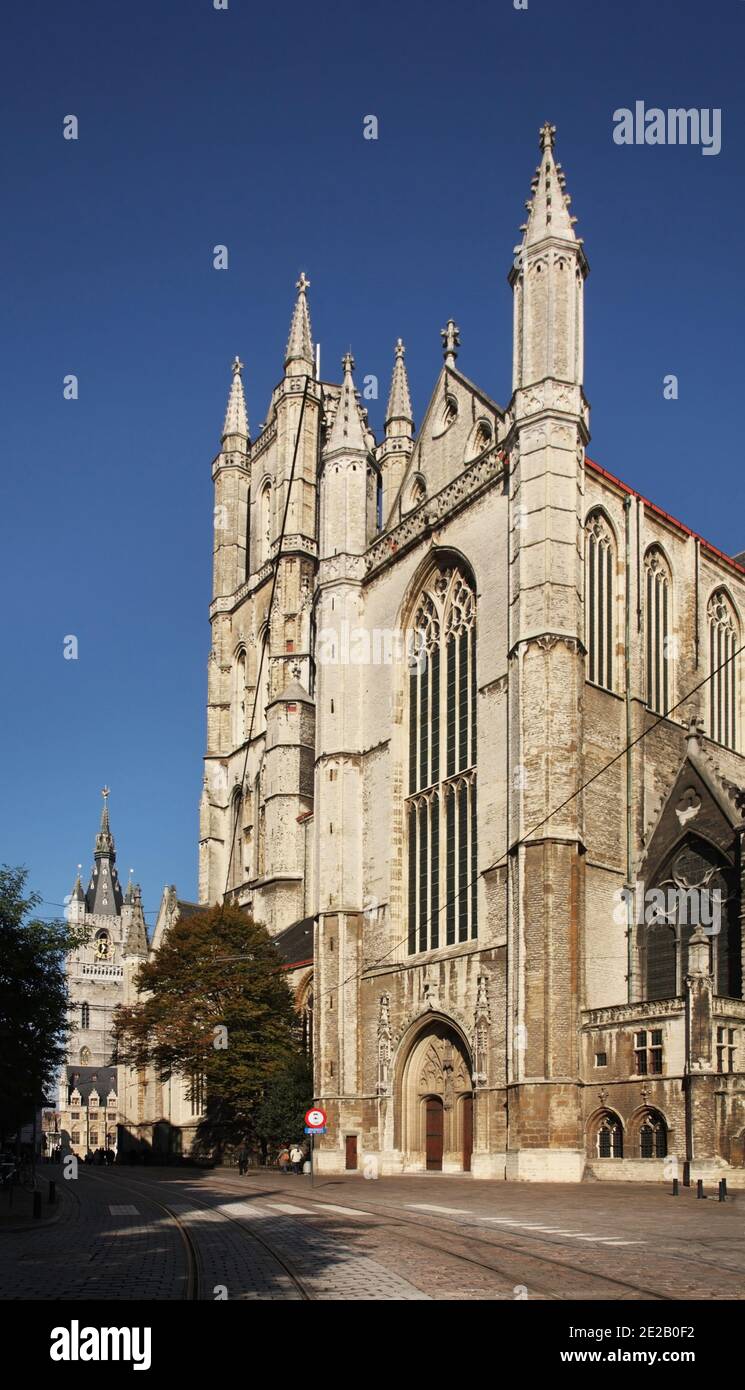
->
[325,352,367,455]
[71,866,85,902]
[95,786,114,858]
[284,271,314,375]
[520,121,579,247]
[384,339,414,438]
[221,355,249,441]
[87,787,123,916]
[441,319,460,369]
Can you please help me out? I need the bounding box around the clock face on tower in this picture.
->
[95,931,110,960]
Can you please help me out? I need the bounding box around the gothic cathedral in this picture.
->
[71,124,745,1182]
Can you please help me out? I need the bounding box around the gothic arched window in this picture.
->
[641,834,741,1000]
[259,482,272,566]
[406,566,477,953]
[80,1002,90,1030]
[708,590,739,750]
[228,784,248,892]
[645,547,672,715]
[79,1047,90,1065]
[594,1111,623,1158]
[585,511,615,691]
[232,649,246,746]
[638,1109,667,1159]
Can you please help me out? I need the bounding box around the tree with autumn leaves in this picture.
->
[113,903,311,1156]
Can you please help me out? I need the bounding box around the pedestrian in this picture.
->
[278,1144,290,1173]
[289,1143,303,1175]
[237,1142,249,1176]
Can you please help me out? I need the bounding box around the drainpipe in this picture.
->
[624,495,634,1003]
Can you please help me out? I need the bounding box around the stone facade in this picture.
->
[57,791,148,1158]
[96,122,745,1181]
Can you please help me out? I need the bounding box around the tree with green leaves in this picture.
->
[0,866,87,1147]
[113,903,308,1154]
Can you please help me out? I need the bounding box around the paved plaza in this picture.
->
[2,1165,741,1301]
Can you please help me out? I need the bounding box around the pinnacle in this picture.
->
[385,338,414,436]
[221,355,249,440]
[325,351,367,454]
[284,271,314,373]
[520,122,579,247]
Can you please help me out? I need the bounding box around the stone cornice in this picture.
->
[364,447,506,580]
[582,998,684,1028]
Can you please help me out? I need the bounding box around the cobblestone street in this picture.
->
[2,1165,741,1301]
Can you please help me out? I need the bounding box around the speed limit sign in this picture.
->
[305,1107,327,1130]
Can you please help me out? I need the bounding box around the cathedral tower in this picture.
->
[506,122,590,1179]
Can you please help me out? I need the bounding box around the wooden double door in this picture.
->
[425,1094,473,1172]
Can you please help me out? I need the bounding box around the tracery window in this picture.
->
[595,1112,623,1158]
[641,835,741,999]
[407,566,477,953]
[638,1110,667,1158]
[645,547,671,714]
[585,511,615,691]
[708,590,738,750]
[80,1002,90,1030]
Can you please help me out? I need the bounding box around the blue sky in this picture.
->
[1,0,743,931]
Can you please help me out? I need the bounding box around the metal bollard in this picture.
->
[672,1177,679,1196]
[718,1179,726,1202]
[696,1178,705,1199]
[32,1191,42,1219]
[683,1160,691,1187]
[48,1180,56,1204]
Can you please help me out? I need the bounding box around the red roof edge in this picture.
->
[282,957,313,971]
[585,457,745,577]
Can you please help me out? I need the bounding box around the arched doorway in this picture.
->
[397,1017,474,1172]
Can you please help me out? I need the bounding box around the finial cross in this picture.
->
[539,121,556,152]
[102,785,110,801]
[296,271,310,294]
[440,318,460,365]
[231,355,244,374]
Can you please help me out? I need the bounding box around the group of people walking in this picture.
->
[235,1141,308,1175]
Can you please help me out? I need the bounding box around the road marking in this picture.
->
[265,1202,310,1215]
[407,1204,470,1215]
[314,1204,369,1218]
[600,1239,646,1246]
[109,1204,139,1215]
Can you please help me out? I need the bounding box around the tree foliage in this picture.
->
[0,866,87,1143]
[252,1052,313,1154]
[113,903,306,1150]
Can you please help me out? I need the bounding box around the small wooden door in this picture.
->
[345,1134,358,1170]
[462,1094,473,1172]
[425,1096,444,1171]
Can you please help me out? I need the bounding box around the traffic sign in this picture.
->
[304,1126,327,1135]
[305,1106,327,1129]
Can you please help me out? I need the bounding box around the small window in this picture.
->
[80,1002,90,1030]
[594,1052,607,1068]
[717,1026,736,1074]
[634,1029,663,1076]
